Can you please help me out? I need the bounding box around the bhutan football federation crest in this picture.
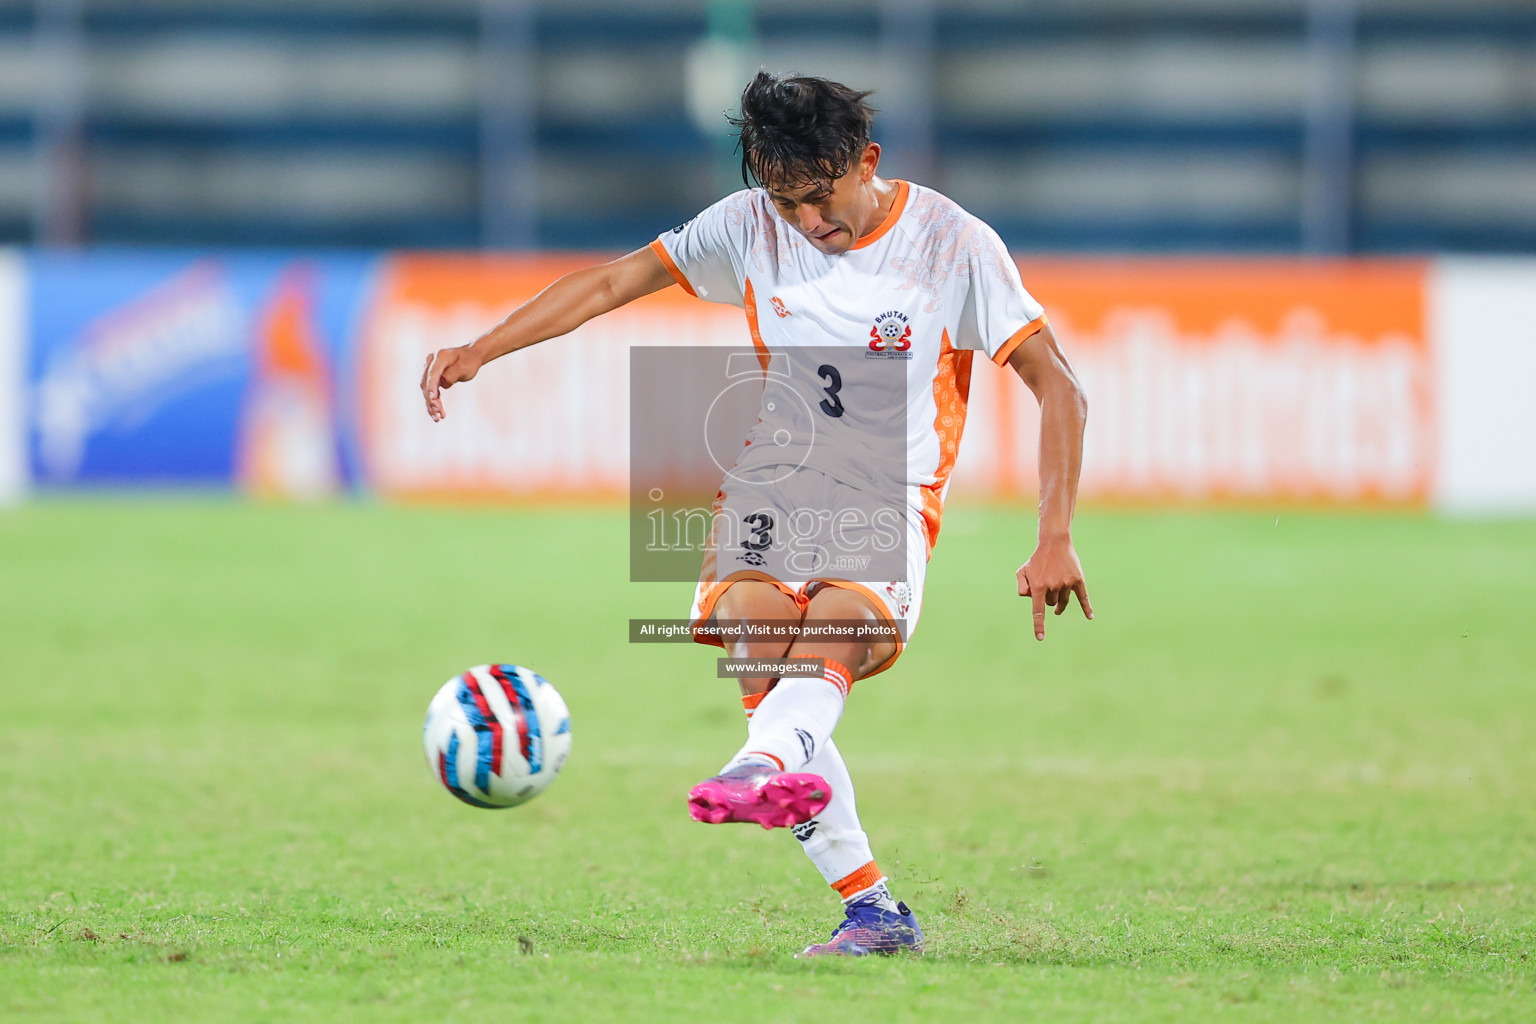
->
[867,310,913,359]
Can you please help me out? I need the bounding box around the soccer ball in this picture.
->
[423,664,571,808]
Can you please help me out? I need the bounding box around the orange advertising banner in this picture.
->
[357,254,742,501]
[960,259,1434,504]
[358,255,1434,506]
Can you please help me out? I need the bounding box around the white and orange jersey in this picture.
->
[650,180,1046,553]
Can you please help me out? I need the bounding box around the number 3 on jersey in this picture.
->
[817,364,844,418]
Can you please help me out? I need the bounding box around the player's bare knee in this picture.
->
[794,585,896,680]
[715,580,799,626]
[714,581,801,694]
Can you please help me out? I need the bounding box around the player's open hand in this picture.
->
[1016,537,1093,641]
[421,345,484,421]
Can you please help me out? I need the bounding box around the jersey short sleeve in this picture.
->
[954,222,1048,366]
[650,191,752,308]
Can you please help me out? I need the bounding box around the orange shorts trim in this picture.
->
[691,571,808,645]
[693,576,907,680]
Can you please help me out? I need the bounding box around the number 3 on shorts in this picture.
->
[743,512,774,551]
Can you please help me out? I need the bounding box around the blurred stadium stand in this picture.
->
[1,0,1534,253]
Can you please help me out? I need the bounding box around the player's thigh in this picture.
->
[713,580,805,696]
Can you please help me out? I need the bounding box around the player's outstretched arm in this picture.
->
[421,245,677,421]
[1006,322,1093,640]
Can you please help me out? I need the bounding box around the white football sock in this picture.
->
[724,659,851,773]
[791,738,893,907]
[734,677,898,911]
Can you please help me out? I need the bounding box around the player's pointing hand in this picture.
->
[1016,537,1093,641]
[421,345,485,422]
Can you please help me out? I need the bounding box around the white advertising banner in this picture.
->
[1431,258,1536,516]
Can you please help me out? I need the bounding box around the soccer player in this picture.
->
[420,72,1091,957]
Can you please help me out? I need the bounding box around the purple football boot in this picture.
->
[798,894,925,957]
[687,762,831,830]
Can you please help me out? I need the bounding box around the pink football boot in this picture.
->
[687,762,831,829]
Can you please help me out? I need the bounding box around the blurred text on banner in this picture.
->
[361,255,1434,507]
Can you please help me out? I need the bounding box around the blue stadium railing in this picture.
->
[1,3,1532,253]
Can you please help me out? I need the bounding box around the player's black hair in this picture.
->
[729,71,877,190]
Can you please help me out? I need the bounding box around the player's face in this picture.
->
[764,144,883,255]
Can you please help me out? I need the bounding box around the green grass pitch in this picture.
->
[2,499,1534,1022]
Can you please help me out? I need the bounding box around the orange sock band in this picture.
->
[790,656,853,699]
[740,691,768,718]
[822,658,853,699]
[745,751,785,771]
[831,860,884,900]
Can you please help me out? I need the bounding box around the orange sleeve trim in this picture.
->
[849,179,910,250]
[832,860,885,899]
[991,314,1049,367]
[648,239,696,297]
[741,690,769,715]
